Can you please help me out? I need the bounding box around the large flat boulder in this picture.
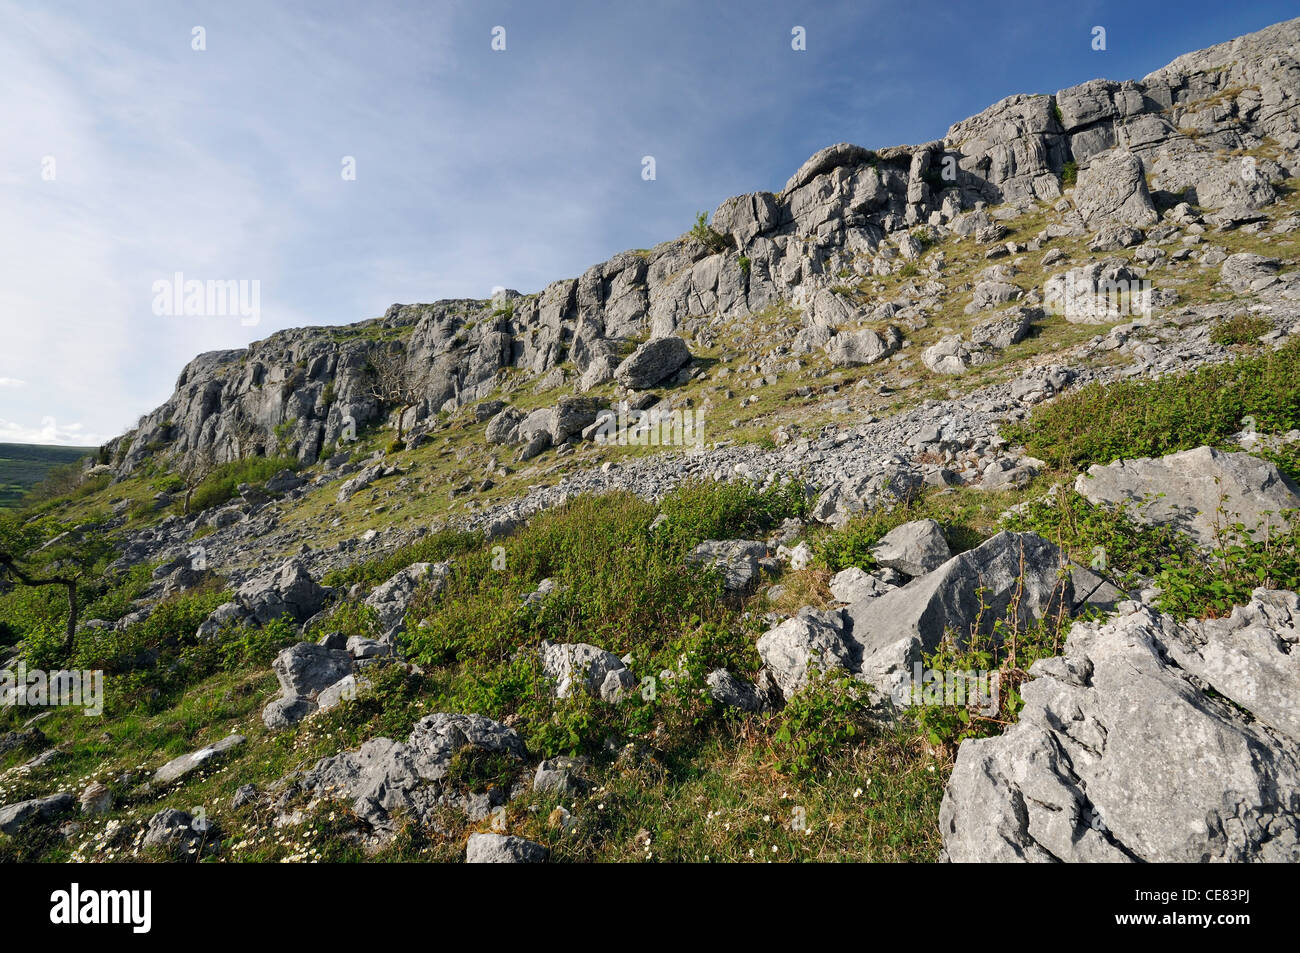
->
[466,833,548,863]
[940,592,1300,862]
[0,793,73,835]
[1075,446,1300,549]
[825,326,902,367]
[614,337,692,389]
[846,532,1071,700]
[153,734,245,786]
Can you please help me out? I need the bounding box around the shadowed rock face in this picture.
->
[101,18,1300,482]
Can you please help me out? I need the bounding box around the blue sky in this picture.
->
[1,0,1295,445]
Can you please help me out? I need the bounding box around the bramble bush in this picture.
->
[1003,341,1300,469]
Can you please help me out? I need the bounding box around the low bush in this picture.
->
[1003,341,1300,469]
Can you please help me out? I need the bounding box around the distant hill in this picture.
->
[0,442,96,508]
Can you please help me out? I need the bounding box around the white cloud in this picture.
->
[0,378,26,388]
[0,416,108,446]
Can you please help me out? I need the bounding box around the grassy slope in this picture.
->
[0,443,95,509]
[4,153,1300,862]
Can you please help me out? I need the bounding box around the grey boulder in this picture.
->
[365,561,450,632]
[756,608,856,700]
[262,642,354,729]
[538,642,630,699]
[614,336,692,389]
[870,519,952,576]
[235,559,329,626]
[941,594,1300,862]
[1075,446,1300,549]
[829,567,896,603]
[686,539,768,590]
[0,793,74,835]
[466,833,548,863]
[153,734,245,786]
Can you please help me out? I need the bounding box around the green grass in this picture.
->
[189,455,300,513]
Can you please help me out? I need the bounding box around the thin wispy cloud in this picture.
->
[1,0,1294,445]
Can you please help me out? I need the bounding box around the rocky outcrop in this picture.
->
[297,713,527,838]
[262,643,355,729]
[1075,446,1300,547]
[99,18,1300,488]
[940,592,1300,862]
[869,519,952,577]
[364,561,450,634]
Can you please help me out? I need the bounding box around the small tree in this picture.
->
[365,344,421,444]
[0,513,112,659]
[174,410,265,515]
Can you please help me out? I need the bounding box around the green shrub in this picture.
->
[771,669,875,777]
[1061,160,1078,186]
[916,606,1071,750]
[656,478,809,552]
[1003,342,1300,469]
[217,615,300,668]
[190,456,299,513]
[1210,314,1271,346]
[814,493,985,574]
[1155,514,1300,620]
[1001,487,1189,590]
[688,212,728,253]
[322,527,484,588]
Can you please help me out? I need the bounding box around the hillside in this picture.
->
[0,443,95,509]
[2,17,1300,865]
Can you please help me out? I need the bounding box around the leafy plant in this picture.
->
[689,212,728,253]
[1003,341,1300,469]
[772,668,874,777]
[1210,314,1271,346]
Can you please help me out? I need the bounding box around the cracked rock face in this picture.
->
[940,592,1300,862]
[364,561,450,633]
[1074,150,1159,229]
[234,558,329,625]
